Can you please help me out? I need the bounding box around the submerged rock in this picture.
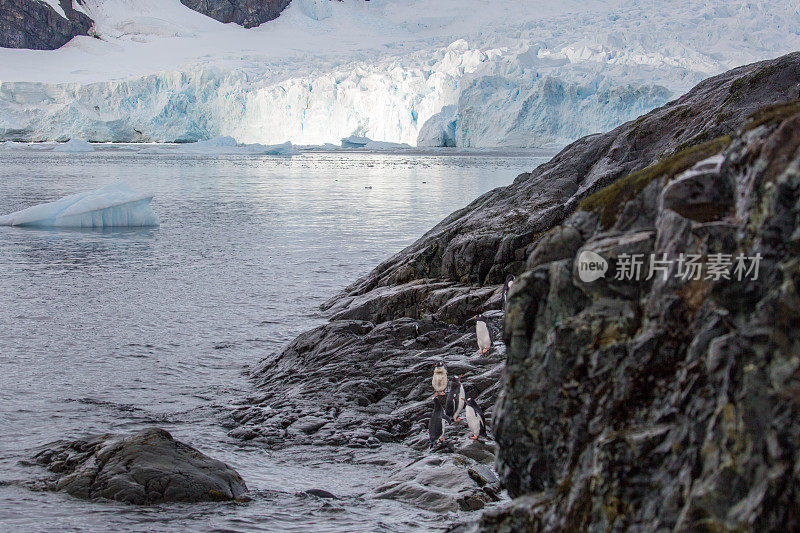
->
[33,428,248,504]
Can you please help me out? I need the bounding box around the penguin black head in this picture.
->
[505,274,516,284]
[470,314,489,323]
[434,360,445,369]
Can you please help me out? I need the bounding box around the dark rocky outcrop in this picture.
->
[32,428,248,504]
[487,99,800,532]
[180,0,291,28]
[0,0,93,50]
[238,52,800,527]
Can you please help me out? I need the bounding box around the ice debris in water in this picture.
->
[53,138,95,152]
[178,136,298,155]
[340,136,410,150]
[0,183,159,228]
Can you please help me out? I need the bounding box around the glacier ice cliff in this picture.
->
[1,0,799,148]
[0,183,160,228]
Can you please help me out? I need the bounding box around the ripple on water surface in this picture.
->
[0,148,551,531]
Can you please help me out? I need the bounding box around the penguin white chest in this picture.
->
[466,405,482,437]
[454,383,466,419]
[476,321,492,350]
[432,368,448,394]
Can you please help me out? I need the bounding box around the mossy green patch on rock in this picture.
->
[728,64,779,102]
[742,99,800,132]
[578,135,732,229]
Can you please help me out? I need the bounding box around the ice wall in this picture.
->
[1,0,799,148]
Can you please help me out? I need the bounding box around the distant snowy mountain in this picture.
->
[0,0,799,147]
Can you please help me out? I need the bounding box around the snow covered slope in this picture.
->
[0,0,798,147]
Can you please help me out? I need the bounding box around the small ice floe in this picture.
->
[0,141,26,150]
[341,135,371,148]
[241,141,299,156]
[0,183,159,228]
[340,135,410,150]
[178,136,298,156]
[363,140,411,150]
[53,138,95,152]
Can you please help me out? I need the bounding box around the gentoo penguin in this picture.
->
[428,396,446,447]
[471,315,494,354]
[464,397,487,440]
[431,361,448,397]
[445,375,467,422]
[502,275,516,308]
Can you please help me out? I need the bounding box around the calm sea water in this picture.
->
[0,146,550,532]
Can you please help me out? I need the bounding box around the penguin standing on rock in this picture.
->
[470,315,494,354]
[428,396,446,448]
[445,375,466,421]
[502,275,516,308]
[463,397,487,440]
[431,361,448,397]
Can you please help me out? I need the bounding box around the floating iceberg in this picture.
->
[178,136,297,155]
[0,183,159,228]
[53,138,95,152]
[340,136,371,148]
[363,140,411,150]
[340,136,410,150]
[178,135,238,153]
[240,141,299,156]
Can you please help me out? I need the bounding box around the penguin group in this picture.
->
[428,363,485,447]
[426,274,514,449]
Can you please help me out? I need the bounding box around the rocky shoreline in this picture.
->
[22,52,800,528]
[231,52,800,528]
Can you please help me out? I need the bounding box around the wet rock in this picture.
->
[228,426,259,440]
[238,311,505,449]
[32,428,248,504]
[1,0,93,50]
[303,488,338,499]
[287,416,328,436]
[455,439,497,464]
[373,451,498,513]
